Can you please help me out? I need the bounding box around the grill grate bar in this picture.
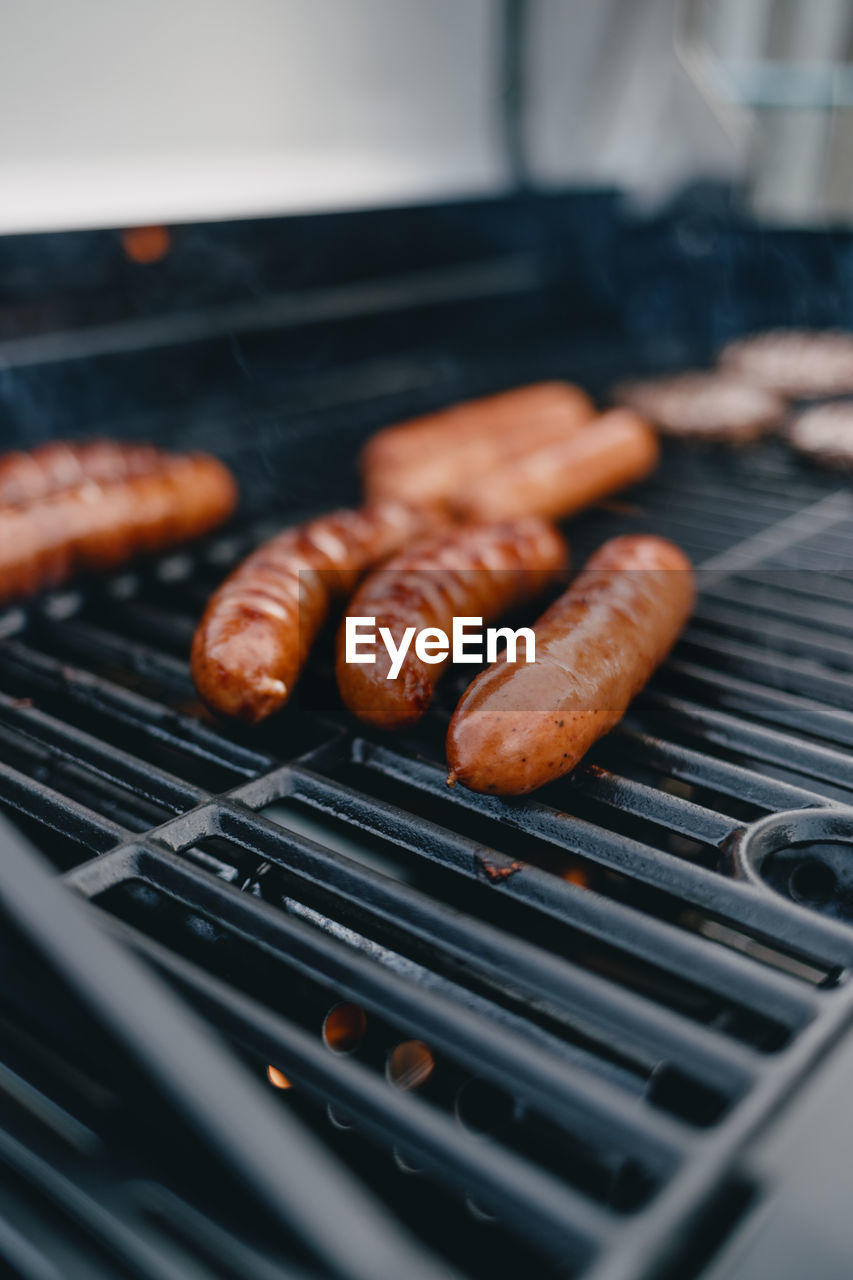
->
[284,758,814,1035]
[0,761,127,852]
[92,596,198,656]
[72,837,695,1168]
[698,490,853,584]
[565,762,739,847]
[651,485,807,522]
[701,578,853,636]
[640,692,853,800]
[679,630,853,710]
[0,641,272,777]
[0,691,207,813]
[579,926,853,1280]
[662,660,853,752]
[648,487,804,522]
[735,566,853,608]
[349,744,853,970]
[278,887,654,1095]
[110,910,615,1266]
[272,792,766,1090]
[690,603,853,670]
[633,511,788,555]
[36,619,195,699]
[610,723,832,813]
[0,1126,196,1280]
[1,812,463,1280]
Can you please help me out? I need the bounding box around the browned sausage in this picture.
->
[446,535,694,795]
[191,504,427,724]
[0,453,237,605]
[0,440,166,506]
[451,409,659,523]
[335,518,568,731]
[361,383,595,509]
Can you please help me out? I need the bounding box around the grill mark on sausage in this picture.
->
[0,452,237,606]
[191,504,427,724]
[336,518,568,732]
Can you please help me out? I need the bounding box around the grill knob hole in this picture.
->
[788,859,837,907]
[454,1079,514,1136]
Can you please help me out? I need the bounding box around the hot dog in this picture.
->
[451,409,659,523]
[191,504,425,724]
[0,440,166,507]
[0,453,237,604]
[446,535,694,795]
[335,518,568,731]
[361,383,595,509]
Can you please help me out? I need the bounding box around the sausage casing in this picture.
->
[446,535,694,795]
[361,383,595,509]
[0,440,165,507]
[452,409,659,523]
[0,452,237,605]
[335,518,568,730]
[191,504,424,724]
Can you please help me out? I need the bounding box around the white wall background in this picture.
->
[0,0,506,231]
[0,0,744,233]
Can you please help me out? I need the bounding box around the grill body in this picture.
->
[1,188,853,1280]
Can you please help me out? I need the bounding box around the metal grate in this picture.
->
[1,426,853,1280]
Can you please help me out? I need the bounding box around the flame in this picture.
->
[563,866,589,888]
[121,225,171,264]
[387,1040,435,1091]
[266,1065,292,1090]
[323,1003,367,1054]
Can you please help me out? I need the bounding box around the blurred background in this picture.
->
[2,0,853,233]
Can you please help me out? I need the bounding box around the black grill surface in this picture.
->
[1,428,853,1280]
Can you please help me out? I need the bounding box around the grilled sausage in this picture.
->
[191,504,426,724]
[0,440,165,507]
[336,518,568,730]
[362,383,595,509]
[446,535,694,795]
[452,409,659,523]
[0,453,237,605]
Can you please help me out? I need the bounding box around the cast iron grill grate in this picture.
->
[1,426,853,1280]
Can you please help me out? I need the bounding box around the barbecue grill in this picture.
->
[2,189,853,1280]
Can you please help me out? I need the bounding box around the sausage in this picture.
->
[191,504,426,724]
[446,535,694,795]
[0,440,165,507]
[335,518,568,730]
[362,383,595,509]
[0,452,237,604]
[451,409,659,523]
[72,453,237,568]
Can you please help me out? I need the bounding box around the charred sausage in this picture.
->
[336,518,568,730]
[452,409,659,523]
[361,383,595,509]
[0,440,165,507]
[446,535,694,795]
[0,452,237,604]
[191,504,425,724]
